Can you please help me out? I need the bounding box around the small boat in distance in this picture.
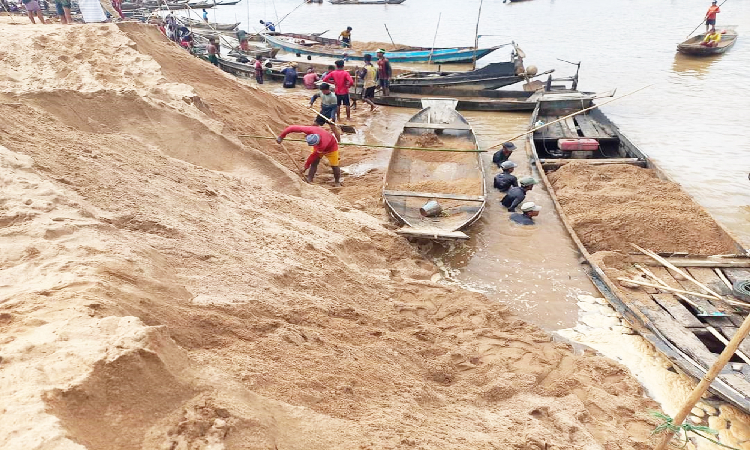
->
[383,99,485,240]
[677,27,738,56]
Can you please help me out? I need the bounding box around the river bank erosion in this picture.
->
[0,21,673,450]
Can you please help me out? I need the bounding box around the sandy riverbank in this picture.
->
[0,21,662,449]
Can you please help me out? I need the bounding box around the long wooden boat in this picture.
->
[677,27,738,56]
[329,0,405,4]
[178,17,240,31]
[528,92,750,412]
[390,60,523,91]
[363,91,540,111]
[383,99,486,240]
[261,33,501,63]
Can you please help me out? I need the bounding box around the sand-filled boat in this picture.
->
[529,92,750,412]
[677,27,738,56]
[383,99,485,240]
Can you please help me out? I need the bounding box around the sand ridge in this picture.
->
[0,22,661,449]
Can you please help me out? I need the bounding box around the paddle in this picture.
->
[686,0,729,38]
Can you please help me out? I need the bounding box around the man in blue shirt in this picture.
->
[491,142,516,168]
[493,160,518,192]
[260,20,276,32]
[510,202,541,225]
[281,62,298,88]
[501,177,537,212]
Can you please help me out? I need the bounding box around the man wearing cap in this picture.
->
[510,202,542,225]
[705,0,720,33]
[501,177,537,212]
[493,160,518,192]
[492,142,516,168]
[339,26,353,48]
[276,125,342,186]
[376,49,392,96]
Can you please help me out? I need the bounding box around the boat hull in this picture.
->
[383,99,486,240]
[528,93,750,412]
[677,29,738,55]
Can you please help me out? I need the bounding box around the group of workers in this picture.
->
[492,143,541,225]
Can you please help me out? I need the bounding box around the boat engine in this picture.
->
[550,138,600,159]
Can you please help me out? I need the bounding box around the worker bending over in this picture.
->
[501,177,537,212]
[276,125,342,186]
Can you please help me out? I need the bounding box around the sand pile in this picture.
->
[393,179,483,195]
[1,22,661,450]
[548,162,739,254]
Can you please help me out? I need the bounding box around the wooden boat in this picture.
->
[262,33,501,63]
[383,99,486,240]
[528,92,750,412]
[677,27,738,56]
[390,58,524,91]
[178,17,240,31]
[329,0,405,4]
[362,91,540,112]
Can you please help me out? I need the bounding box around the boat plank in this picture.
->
[652,293,705,328]
[383,190,485,202]
[402,122,471,131]
[717,327,750,363]
[649,267,732,321]
[723,269,750,285]
[661,267,735,328]
[641,306,718,367]
[540,158,646,168]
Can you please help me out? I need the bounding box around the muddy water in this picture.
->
[221,0,750,329]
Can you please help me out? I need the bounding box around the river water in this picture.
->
[199,0,749,329]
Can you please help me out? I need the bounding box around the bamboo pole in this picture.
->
[686,0,729,38]
[239,135,483,153]
[486,84,653,151]
[383,24,396,48]
[632,244,724,300]
[634,264,708,312]
[471,0,483,71]
[427,13,441,66]
[616,278,722,300]
[654,309,750,450]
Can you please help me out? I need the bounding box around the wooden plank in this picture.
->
[718,327,750,363]
[396,228,469,240]
[564,117,580,137]
[652,293,704,328]
[627,256,750,268]
[724,268,750,285]
[641,306,718,367]
[650,267,731,318]
[403,122,471,131]
[540,158,646,168]
[688,267,734,297]
[574,115,602,137]
[383,190,485,202]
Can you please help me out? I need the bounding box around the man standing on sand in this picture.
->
[358,54,378,111]
[276,125,342,186]
[492,142,516,168]
[22,0,47,24]
[705,0,720,32]
[510,202,542,225]
[99,0,122,20]
[254,55,264,84]
[309,82,341,142]
[493,161,518,192]
[376,49,392,96]
[54,0,72,24]
[501,177,537,212]
[321,59,354,121]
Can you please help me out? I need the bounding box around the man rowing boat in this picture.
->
[705,0,720,33]
[276,125,342,186]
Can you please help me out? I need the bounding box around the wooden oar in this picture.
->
[685,0,729,39]
[486,84,653,151]
[307,107,355,133]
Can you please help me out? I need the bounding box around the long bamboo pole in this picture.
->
[471,0,483,71]
[384,24,396,48]
[239,135,483,153]
[427,13,441,66]
[485,84,653,151]
[654,309,750,450]
[686,0,729,38]
[265,124,305,177]
[616,278,722,300]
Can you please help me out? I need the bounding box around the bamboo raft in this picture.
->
[528,92,750,411]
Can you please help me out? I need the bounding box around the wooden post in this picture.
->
[654,311,750,450]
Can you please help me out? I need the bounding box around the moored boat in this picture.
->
[383,99,486,240]
[390,57,524,91]
[528,92,750,412]
[329,0,405,4]
[358,91,540,112]
[178,17,240,31]
[677,27,738,56]
[261,33,501,63]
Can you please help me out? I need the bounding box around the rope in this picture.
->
[650,411,740,450]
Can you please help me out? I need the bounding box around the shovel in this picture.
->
[308,107,356,134]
